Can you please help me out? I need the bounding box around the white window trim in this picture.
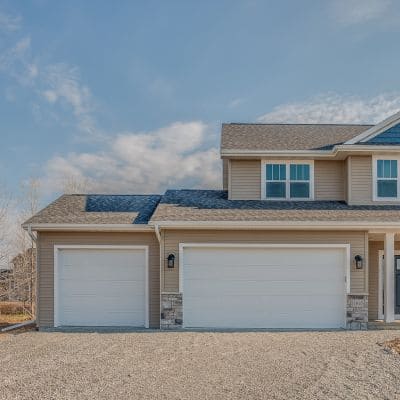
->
[261,160,314,200]
[372,156,400,202]
[53,245,149,328]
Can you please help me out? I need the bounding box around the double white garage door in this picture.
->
[182,245,348,329]
[55,244,348,329]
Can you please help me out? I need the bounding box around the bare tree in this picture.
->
[62,174,91,194]
[5,178,42,315]
[0,188,11,270]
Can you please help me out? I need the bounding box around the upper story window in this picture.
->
[263,161,314,200]
[373,157,399,200]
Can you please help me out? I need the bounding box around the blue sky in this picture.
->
[1,0,400,202]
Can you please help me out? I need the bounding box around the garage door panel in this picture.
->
[182,246,347,329]
[184,248,343,266]
[61,297,145,312]
[185,280,343,296]
[185,295,344,311]
[184,265,342,282]
[57,248,146,327]
[61,311,144,326]
[60,279,145,296]
[60,267,145,281]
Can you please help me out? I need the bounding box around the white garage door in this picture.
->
[182,245,348,329]
[56,247,147,327]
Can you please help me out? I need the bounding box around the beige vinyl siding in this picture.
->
[314,160,345,200]
[162,230,367,294]
[229,160,261,200]
[348,155,400,205]
[36,231,160,328]
[368,240,400,320]
[222,159,229,190]
[229,159,345,201]
[348,156,373,205]
[344,157,349,203]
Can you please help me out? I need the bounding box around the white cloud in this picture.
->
[42,121,221,194]
[257,93,400,124]
[0,12,21,33]
[0,36,38,85]
[331,0,392,25]
[0,23,98,139]
[41,63,99,138]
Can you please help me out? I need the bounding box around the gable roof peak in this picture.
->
[344,110,400,145]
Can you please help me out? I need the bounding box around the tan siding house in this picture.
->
[37,231,160,328]
[229,160,261,200]
[24,113,400,330]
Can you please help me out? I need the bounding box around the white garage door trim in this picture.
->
[54,245,149,328]
[179,243,350,328]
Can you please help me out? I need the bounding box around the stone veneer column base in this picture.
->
[160,293,183,329]
[347,295,368,330]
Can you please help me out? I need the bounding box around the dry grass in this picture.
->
[0,301,32,329]
[385,338,400,354]
[0,313,30,325]
[0,301,31,314]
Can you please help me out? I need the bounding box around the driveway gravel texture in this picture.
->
[1,330,400,400]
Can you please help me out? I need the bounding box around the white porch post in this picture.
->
[384,232,395,323]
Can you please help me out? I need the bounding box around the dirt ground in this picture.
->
[1,330,400,400]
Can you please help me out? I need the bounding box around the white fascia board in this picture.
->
[344,111,400,144]
[23,223,154,232]
[150,220,400,230]
[221,145,400,159]
[221,149,333,157]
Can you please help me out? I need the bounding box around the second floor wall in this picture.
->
[224,156,400,205]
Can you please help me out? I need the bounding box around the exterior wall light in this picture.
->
[354,255,363,269]
[167,254,175,268]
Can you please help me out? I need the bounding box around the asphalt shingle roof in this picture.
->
[25,190,400,225]
[221,123,373,151]
[150,190,400,223]
[25,194,161,225]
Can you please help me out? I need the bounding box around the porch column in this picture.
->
[384,232,395,323]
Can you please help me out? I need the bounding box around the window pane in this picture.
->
[266,164,273,180]
[392,160,398,178]
[280,164,286,180]
[384,160,391,178]
[290,164,296,180]
[377,160,383,178]
[377,160,397,178]
[290,164,310,181]
[303,165,310,180]
[377,180,397,198]
[290,182,310,198]
[266,182,286,198]
[272,164,279,180]
[267,164,285,180]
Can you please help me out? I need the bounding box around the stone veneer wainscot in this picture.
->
[160,293,183,329]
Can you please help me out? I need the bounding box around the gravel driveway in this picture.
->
[1,330,400,400]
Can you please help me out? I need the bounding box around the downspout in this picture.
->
[27,224,37,243]
[154,224,163,328]
[154,223,161,243]
[27,224,38,328]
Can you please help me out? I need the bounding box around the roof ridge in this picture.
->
[82,193,162,197]
[223,123,374,126]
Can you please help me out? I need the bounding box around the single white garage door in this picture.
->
[56,247,147,327]
[182,245,348,329]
